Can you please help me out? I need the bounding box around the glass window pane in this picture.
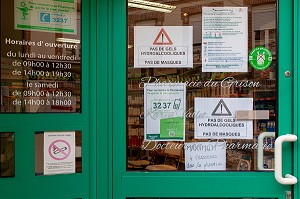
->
[0,132,15,177]
[1,0,81,113]
[127,0,277,171]
[35,131,82,175]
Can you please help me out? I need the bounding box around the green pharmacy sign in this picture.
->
[14,0,77,34]
[249,46,273,70]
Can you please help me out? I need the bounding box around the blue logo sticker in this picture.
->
[39,12,51,23]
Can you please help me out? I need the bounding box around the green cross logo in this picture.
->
[17,2,32,20]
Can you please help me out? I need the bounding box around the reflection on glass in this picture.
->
[35,131,82,175]
[127,0,277,171]
[0,133,15,177]
[1,0,81,113]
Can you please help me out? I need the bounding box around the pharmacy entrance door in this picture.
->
[0,0,96,198]
[110,0,299,199]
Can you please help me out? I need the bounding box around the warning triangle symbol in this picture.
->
[211,99,232,116]
[153,28,173,45]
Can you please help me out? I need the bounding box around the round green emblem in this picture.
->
[249,46,273,70]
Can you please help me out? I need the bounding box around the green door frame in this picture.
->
[0,0,97,198]
[294,1,300,199]
[108,0,298,198]
[0,0,299,198]
[95,0,111,198]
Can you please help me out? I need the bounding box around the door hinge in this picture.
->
[286,191,292,199]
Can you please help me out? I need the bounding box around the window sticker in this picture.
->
[202,7,248,72]
[194,98,253,139]
[134,26,193,68]
[144,83,186,141]
[249,46,273,70]
[14,0,77,34]
[44,131,75,175]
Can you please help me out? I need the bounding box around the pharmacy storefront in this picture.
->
[1,0,300,199]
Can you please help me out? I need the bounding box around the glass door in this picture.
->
[0,0,96,198]
[112,0,296,198]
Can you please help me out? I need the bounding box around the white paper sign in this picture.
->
[202,7,248,72]
[14,0,77,34]
[44,132,75,175]
[185,142,226,170]
[144,83,186,141]
[134,26,193,68]
[194,98,253,139]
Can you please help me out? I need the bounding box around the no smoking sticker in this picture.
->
[44,132,75,175]
[48,140,71,160]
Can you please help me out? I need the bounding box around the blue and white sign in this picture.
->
[202,7,248,72]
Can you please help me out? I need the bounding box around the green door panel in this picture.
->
[110,0,296,198]
[0,0,97,198]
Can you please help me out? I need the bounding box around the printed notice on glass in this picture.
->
[134,26,193,68]
[14,0,77,34]
[202,7,248,72]
[2,0,81,113]
[185,142,226,171]
[44,132,75,175]
[194,98,253,139]
[144,83,186,141]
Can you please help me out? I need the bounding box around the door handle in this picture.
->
[274,134,297,185]
[257,132,275,171]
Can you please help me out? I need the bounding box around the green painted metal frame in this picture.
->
[0,0,297,198]
[294,0,300,199]
[96,0,111,199]
[111,0,296,199]
[0,0,98,198]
